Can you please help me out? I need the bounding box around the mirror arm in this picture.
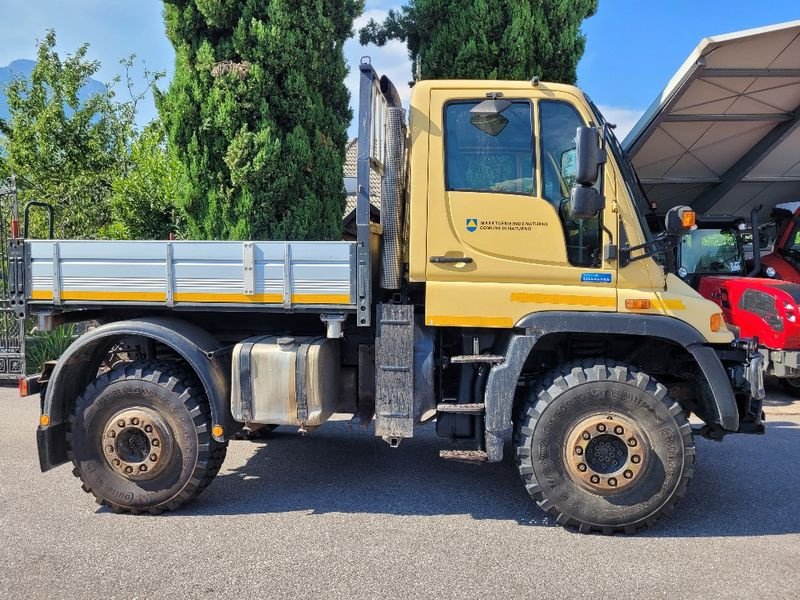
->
[619,231,680,269]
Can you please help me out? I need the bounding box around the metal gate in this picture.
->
[0,178,25,379]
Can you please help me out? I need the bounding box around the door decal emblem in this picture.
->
[466,218,479,232]
[581,272,612,283]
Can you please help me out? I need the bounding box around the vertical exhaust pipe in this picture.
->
[747,206,761,277]
[380,105,407,290]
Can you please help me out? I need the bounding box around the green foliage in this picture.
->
[359,0,598,83]
[26,323,76,374]
[0,31,171,240]
[159,0,363,241]
[106,121,181,239]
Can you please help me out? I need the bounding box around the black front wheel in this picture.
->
[67,361,227,514]
[515,360,695,534]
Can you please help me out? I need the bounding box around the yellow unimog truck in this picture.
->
[18,60,765,534]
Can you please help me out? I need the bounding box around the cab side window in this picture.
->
[540,100,601,268]
[445,101,535,195]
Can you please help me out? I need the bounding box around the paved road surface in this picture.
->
[1,384,798,599]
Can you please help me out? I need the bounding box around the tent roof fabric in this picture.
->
[623,20,800,218]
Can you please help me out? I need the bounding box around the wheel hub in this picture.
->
[565,413,647,494]
[102,408,170,479]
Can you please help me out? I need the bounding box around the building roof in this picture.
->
[624,20,800,218]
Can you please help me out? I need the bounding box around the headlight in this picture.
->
[766,266,777,278]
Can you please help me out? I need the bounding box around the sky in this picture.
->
[1,0,799,139]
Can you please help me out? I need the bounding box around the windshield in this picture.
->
[679,228,744,274]
[782,220,800,254]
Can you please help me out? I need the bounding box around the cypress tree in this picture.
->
[360,0,597,83]
[159,0,362,240]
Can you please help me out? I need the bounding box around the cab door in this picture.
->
[424,90,617,328]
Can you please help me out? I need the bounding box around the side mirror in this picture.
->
[575,126,605,186]
[665,205,696,235]
[570,186,604,220]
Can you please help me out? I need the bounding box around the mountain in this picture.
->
[0,58,107,123]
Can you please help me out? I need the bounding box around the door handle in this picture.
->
[429,256,474,264]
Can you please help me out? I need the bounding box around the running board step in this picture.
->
[437,403,485,414]
[439,450,488,463]
[450,355,505,364]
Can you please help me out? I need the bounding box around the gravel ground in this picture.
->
[1,383,799,600]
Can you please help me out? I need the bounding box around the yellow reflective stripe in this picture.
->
[30,290,351,305]
[510,293,616,307]
[427,315,513,328]
[291,294,352,305]
[654,298,686,311]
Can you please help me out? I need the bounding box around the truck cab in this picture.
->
[21,64,765,534]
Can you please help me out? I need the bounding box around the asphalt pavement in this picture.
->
[1,382,799,600]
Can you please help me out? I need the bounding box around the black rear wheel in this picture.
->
[514,360,695,534]
[67,361,227,514]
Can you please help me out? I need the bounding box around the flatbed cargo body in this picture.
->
[20,239,358,312]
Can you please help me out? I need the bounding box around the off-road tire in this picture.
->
[514,360,695,534]
[67,360,227,514]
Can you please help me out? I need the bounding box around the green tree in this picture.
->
[158,0,362,241]
[0,31,125,238]
[360,0,598,83]
[105,121,182,240]
[0,32,172,240]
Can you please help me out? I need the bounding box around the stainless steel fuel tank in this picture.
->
[231,336,341,427]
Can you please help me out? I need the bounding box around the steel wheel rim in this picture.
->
[564,413,648,494]
[102,408,172,480]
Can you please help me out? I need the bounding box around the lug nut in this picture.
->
[112,459,121,467]
[627,438,637,447]
[631,455,641,464]
[614,426,624,435]
[125,466,134,474]
[581,431,591,440]
[578,463,587,472]
[144,425,153,433]
[575,447,583,456]
[151,439,160,447]
[149,454,158,462]
[108,430,116,438]
[106,445,114,453]
[597,423,606,432]
[590,475,600,484]
[624,470,633,479]
[139,464,148,472]
[131,417,139,426]
[608,478,617,487]
[117,419,125,427]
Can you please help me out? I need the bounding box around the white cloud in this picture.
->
[595,105,645,140]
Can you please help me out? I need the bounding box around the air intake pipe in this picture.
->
[747,207,761,277]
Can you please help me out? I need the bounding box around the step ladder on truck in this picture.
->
[16,59,765,533]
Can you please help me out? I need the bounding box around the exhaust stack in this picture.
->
[380,106,407,290]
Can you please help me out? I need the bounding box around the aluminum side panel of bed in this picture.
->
[25,240,357,311]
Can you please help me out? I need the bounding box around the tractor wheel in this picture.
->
[781,377,800,395]
[514,360,695,534]
[67,361,227,514]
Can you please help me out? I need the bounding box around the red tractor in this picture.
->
[677,212,800,391]
[760,206,800,284]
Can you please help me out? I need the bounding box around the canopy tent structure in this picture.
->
[624,20,800,219]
